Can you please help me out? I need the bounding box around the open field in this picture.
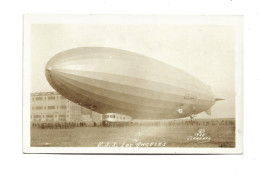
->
[31,118,235,148]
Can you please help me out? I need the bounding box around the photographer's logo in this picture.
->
[187,129,211,143]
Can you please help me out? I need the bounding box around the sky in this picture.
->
[30,16,242,118]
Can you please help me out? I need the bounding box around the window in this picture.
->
[35,97,42,100]
[48,106,55,109]
[46,115,54,118]
[33,115,41,118]
[60,96,66,99]
[110,115,115,118]
[48,96,55,100]
[35,106,43,110]
[60,105,66,109]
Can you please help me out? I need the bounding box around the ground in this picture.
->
[31,119,235,148]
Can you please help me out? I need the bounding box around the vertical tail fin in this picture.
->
[205,108,211,115]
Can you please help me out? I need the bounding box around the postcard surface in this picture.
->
[23,15,243,154]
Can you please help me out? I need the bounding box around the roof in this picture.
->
[30,92,60,96]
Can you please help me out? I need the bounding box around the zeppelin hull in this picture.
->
[46,47,215,119]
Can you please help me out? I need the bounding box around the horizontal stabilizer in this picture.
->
[205,108,211,115]
[215,98,224,101]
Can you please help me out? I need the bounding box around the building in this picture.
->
[31,92,91,122]
[91,111,102,125]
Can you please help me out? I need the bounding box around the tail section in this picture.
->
[215,98,224,101]
[204,98,224,115]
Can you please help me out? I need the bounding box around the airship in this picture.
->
[45,47,222,121]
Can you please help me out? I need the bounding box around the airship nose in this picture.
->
[45,66,51,76]
[46,67,52,71]
[45,60,57,87]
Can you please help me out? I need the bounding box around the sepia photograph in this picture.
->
[23,15,243,154]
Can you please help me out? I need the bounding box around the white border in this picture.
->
[23,15,243,154]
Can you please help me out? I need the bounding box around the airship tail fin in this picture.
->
[205,108,211,115]
[215,98,224,101]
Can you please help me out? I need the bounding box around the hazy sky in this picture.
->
[30,16,241,118]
